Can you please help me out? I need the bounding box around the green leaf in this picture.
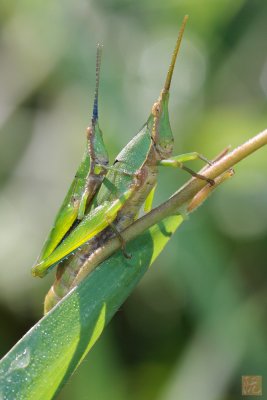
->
[0,214,183,400]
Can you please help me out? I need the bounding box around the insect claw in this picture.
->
[122,248,132,259]
[208,178,215,186]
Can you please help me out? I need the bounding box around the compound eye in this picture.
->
[152,102,161,116]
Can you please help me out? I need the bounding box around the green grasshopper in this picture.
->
[32,16,214,312]
[34,44,109,266]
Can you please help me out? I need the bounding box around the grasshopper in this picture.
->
[32,16,214,312]
[34,44,109,266]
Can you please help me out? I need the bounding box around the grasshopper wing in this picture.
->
[37,151,90,262]
[32,186,134,277]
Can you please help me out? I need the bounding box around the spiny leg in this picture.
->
[158,152,215,185]
[110,222,132,259]
[179,164,214,185]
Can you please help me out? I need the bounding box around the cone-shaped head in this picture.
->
[151,15,188,158]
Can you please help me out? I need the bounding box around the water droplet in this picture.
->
[8,348,31,372]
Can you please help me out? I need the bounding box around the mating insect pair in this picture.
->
[32,16,214,313]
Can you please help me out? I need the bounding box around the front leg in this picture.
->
[158,152,214,185]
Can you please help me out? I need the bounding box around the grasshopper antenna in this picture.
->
[92,43,103,123]
[164,15,188,92]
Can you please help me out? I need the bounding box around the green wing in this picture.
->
[37,150,91,263]
[32,186,134,277]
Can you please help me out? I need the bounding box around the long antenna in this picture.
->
[164,15,188,92]
[92,43,103,123]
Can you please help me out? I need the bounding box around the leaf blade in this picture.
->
[0,214,183,400]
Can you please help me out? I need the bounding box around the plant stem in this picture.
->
[73,128,267,286]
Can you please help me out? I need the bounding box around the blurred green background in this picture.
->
[1,0,267,399]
